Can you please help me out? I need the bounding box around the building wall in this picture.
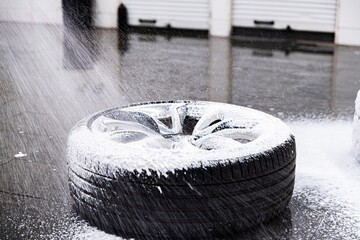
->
[93,0,120,28]
[335,0,360,47]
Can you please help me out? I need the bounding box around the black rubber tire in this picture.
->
[67,101,296,239]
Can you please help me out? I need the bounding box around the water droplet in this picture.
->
[18,127,24,134]
[156,186,163,194]
[14,152,27,158]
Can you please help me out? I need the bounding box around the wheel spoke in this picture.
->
[193,135,244,150]
[125,103,188,135]
[170,103,187,134]
[207,127,261,142]
[192,108,261,150]
[193,108,225,135]
[194,117,259,139]
[149,117,174,135]
[193,120,227,138]
[93,116,161,138]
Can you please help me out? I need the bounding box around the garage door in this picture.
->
[232,0,337,33]
[121,0,209,30]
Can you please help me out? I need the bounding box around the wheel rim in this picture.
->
[91,102,264,151]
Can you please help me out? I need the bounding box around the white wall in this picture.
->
[0,0,63,24]
[335,0,360,46]
[210,0,232,37]
[93,0,120,28]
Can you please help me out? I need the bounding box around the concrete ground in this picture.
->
[1,22,360,239]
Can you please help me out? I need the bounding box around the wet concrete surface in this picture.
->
[1,22,360,239]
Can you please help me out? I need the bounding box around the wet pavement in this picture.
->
[1,22,360,239]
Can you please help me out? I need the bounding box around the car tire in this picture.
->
[67,101,296,239]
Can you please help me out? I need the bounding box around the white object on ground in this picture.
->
[353,90,360,160]
[290,120,360,237]
[14,152,27,158]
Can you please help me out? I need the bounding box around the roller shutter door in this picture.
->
[122,0,209,30]
[232,0,337,33]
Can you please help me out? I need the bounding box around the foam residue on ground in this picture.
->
[289,119,360,239]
